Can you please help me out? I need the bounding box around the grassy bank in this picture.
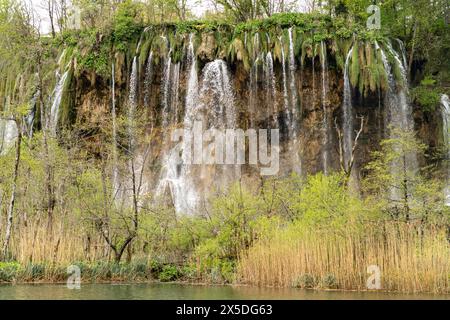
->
[0,260,197,284]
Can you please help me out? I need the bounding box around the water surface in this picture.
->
[0,284,447,300]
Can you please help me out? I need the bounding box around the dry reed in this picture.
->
[237,223,450,294]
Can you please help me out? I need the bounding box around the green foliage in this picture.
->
[364,128,449,224]
[290,173,365,231]
[293,274,316,289]
[158,265,180,282]
[411,77,445,113]
[0,262,21,282]
[112,1,144,49]
[320,274,338,289]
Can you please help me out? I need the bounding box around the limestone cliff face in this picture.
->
[66,31,443,211]
[73,55,437,171]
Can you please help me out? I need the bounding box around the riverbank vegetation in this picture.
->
[0,0,449,294]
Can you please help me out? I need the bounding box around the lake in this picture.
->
[0,283,447,300]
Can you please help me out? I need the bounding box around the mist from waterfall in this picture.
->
[342,46,354,170]
[441,94,450,206]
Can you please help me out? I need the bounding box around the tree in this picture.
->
[364,128,425,221]
[334,116,365,184]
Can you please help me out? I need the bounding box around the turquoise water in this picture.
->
[0,283,447,300]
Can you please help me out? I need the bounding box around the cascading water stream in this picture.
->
[24,89,40,138]
[128,56,138,152]
[376,41,418,201]
[287,27,302,174]
[49,70,69,135]
[279,36,291,134]
[441,94,450,206]
[320,41,330,174]
[265,52,277,125]
[342,46,354,170]
[161,51,172,128]
[171,62,181,123]
[288,27,299,133]
[396,39,408,72]
[249,57,260,129]
[143,51,154,108]
[249,33,262,128]
[377,42,416,139]
[199,59,238,180]
[157,34,200,214]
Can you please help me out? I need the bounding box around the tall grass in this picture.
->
[10,219,104,265]
[238,223,450,294]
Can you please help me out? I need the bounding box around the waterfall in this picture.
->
[279,36,291,133]
[249,57,260,128]
[377,41,418,201]
[49,70,69,134]
[265,52,276,125]
[200,59,239,181]
[0,119,18,156]
[286,28,302,174]
[200,60,236,129]
[320,41,330,174]
[24,89,40,138]
[396,39,408,71]
[342,46,354,170]
[161,51,172,127]
[288,28,298,133]
[171,62,181,123]
[253,33,260,60]
[128,56,138,152]
[377,42,415,135]
[441,94,450,206]
[143,51,154,108]
[111,63,119,197]
[157,34,200,214]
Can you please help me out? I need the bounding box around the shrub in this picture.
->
[320,274,338,289]
[158,265,180,282]
[0,262,21,282]
[293,274,316,289]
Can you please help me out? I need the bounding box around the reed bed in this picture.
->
[237,223,450,294]
[8,219,107,265]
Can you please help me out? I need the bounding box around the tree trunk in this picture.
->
[2,128,22,260]
[408,22,418,78]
